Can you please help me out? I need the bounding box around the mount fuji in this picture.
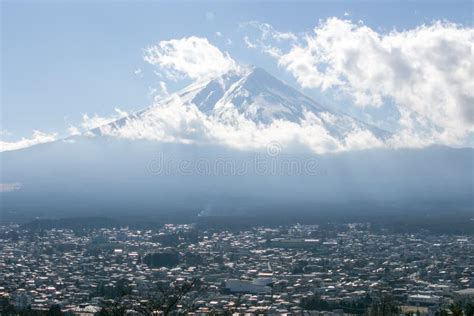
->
[89,66,388,151]
[0,67,472,222]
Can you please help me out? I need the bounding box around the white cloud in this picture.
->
[243,36,257,49]
[95,92,383,154]
[81,114,113,130]
[242,21,297,42]
[67,126,81,136]
[242,22,297,58]
[133,68,143,77]
[144,36,239,81]
[250,18,474,146]
[215,31,222,37]
[148,81,170,102]
[80,108,129,131]
[159,81,169,97]
[0,130,58,152]
[0,129,11,137]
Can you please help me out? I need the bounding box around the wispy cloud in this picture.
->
[79,108,129,131]
[243,36,257,49]
[148,81,170,102]
[133,68,143,77]
[0,129,11,137]
[0,130,58,152]
[67,126,81,136]
[241,21,298,42]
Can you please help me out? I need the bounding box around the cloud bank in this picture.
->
[94,93,384,154]
[245,18,474,146]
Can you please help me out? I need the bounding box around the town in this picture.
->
[1,222,473,315]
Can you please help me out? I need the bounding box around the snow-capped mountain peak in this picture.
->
[90,66,389,152]
[184,66,325,124]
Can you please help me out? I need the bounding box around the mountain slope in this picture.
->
[192,67,324,123]
[1,138,472,221]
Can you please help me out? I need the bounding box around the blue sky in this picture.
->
[1,1,472,145]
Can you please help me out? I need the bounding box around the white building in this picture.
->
[407,294,440,306]
[225,279,271,294]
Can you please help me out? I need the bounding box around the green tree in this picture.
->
[449,303,463,316]
[368,295,400,316]
[465,303,474,316]
[48,304,64,316]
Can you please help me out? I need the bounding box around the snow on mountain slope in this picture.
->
[193,67,324,122]
[90,67,390,153]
